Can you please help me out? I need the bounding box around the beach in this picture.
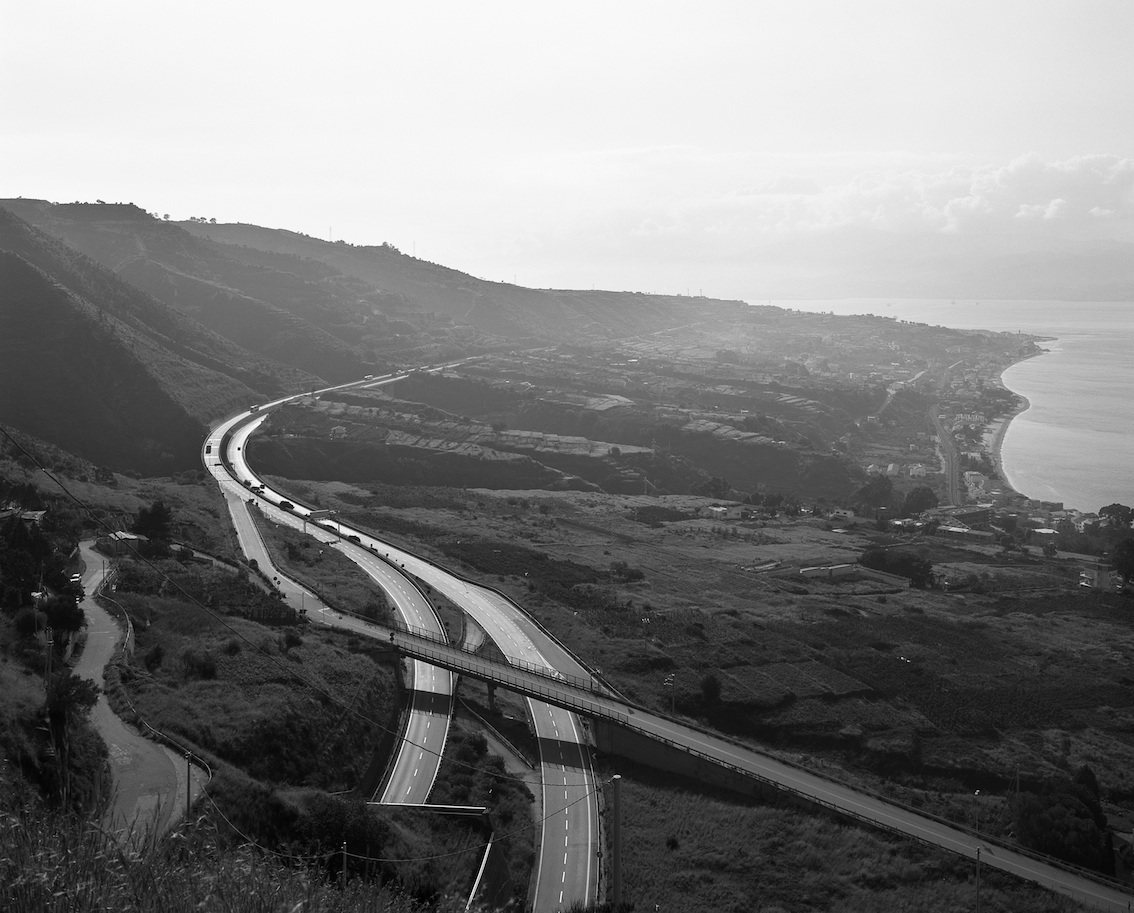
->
[981,347,1047,503]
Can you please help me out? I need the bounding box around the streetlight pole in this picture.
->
[975,846,981,913]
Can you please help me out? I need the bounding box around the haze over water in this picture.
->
[773,300,1134,514]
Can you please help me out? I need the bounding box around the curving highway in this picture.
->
[211,379,599,911]
[205,398,454,806]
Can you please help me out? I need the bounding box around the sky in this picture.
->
[5,0,1134,299]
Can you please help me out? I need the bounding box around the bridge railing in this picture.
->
[392,635,630,727]
[393,620,607,697]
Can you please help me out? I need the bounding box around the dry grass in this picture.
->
[611,765,1086,913]
[0,797,464,913]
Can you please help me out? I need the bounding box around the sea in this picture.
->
[762,299,1134,515]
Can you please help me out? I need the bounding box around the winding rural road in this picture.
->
[74,542,206,844]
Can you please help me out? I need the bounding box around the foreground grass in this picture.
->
[0,796,464,913]
[612,763,1086,913]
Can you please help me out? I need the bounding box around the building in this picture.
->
[928,505,994,530]
[1078,558,1120,591]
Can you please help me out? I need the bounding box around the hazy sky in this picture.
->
[5,1,1134,298]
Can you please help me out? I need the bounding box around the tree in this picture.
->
[852,474,894,510]
[132,500,173,541]
[1112,537,1134,584]
[1100,503,1134,527]
[43,595,84,635]
[46,669,99,723]
[695,476,731,500]
[1015,776,1112,875]
[700,673,722,705]
[903,485,938,517]
[860,546,935,588]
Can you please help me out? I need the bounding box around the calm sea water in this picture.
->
[763,299,1134,514]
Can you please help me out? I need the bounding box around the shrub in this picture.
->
[180,647,217,680]
[143,643,165,671]
[15,607,40,637]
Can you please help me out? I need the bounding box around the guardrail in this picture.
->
[392,635,630,727]
[393,620,601,695]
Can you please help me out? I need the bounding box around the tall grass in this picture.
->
[0,797,466,913]
[614,766,1087,913]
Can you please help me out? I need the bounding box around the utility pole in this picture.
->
[611,775,622,909]
[975,846,981,913]
[185,752,192,819]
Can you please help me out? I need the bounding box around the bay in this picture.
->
[762,299,1134,514]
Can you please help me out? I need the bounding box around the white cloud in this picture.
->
[611,153,1134,241]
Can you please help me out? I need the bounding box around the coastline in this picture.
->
[985,394,1031,498]
[981,347,1048,503]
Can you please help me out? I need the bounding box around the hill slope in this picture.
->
[0,209,325,472]
[1,200,375,381]
[179,221,750,340]
[0,252,208,472]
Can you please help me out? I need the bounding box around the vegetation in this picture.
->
[615,764,1085,913]
[249,509,392,622]
[0,795,444,913]
[858,545,935,588]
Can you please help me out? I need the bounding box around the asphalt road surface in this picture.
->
[74,542,206,844]
[206,414,453,805]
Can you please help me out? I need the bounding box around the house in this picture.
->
[701,504,742,520]
[908,464,927,478]
[1078,558,1119,591]
[830,508,856,522]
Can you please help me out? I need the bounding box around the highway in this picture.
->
[205,405,454,806]
[388,629,1134,913]
[214,382,598,911]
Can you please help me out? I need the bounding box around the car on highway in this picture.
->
[279,501,294,511]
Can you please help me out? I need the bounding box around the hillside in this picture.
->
[0,208,322,472]
[179,220,750,340]
[1,200,379,382]
[0,252,214,472]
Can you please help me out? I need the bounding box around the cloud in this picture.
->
[630,153,1134,240]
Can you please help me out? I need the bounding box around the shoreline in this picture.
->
[985,394,1031,498]
[981,347,1048,503]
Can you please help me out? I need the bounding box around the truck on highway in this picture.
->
[249,404,261,412]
